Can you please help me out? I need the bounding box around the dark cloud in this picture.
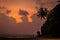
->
[0,6,11,14]
[19,9,29,16]
[6,9,11,14]
[0,13,17,34]
[17,14,44,35]
[0,13,45,35]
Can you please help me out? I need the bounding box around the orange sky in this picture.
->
[0,0,58,23]
[6,5,36,23]
[0,0,59,35]
[0,0,37,23]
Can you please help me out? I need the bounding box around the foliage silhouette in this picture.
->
[37,8,48,19]
[41,3,60,37]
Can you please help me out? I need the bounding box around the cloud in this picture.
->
[0,13,17,34]
[34,0,58,10]
[19,9,29,16]
[16,13,45,35]
[0,6,11,14]
[0,13,45,35]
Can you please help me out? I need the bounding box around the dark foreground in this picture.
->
[0,37,60,40]
[0,38,33,40]
[0,34,60,40]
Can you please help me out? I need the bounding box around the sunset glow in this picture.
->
[0,0,58,35]
[0,0,58,23]
[6,6,36,23]
[0,0,37,23]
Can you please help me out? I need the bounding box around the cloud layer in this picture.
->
[35,0,58,10]
[0,13,45,35]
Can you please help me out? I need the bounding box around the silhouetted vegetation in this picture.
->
[36,1,60,37]
[37,7,48,19]
[41,3,60,37]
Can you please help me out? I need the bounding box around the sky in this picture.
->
[0,0,58,35]
[0,0,58,23]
